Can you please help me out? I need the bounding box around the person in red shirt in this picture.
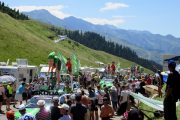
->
[146,74,152,85]
[111,62,116,75]
[66,58,72,74]
[6,110,14,120]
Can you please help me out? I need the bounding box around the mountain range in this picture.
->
[1,11,152,72]
[24,9,180,64]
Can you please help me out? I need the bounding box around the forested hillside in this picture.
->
[50,27,162,72]
[0,1,28,20]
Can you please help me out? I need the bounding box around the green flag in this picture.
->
[71,53,80,75]
[116,62,121,72]
[57,52,67,74]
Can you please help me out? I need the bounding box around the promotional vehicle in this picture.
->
[99,75,114,88]
[14,95,53,119]
[57,81,80,95]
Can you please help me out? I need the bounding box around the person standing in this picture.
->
[104,87,110,105]
[118,85,129,116]
[110,86,118,112]
[88,86,98,120]
[111,62,116,75]
[107,64,111,75]
[116,83,121,107]
[64,82,72,94]
[15,82,25,105]
[6,82,13,110]
[70,94,88,120]
[33,80,40,95]
[157,70,163,98]
[100,97,114,120]
[0,83,5,113]
[58,104,71,120]
[36,100,51,120]
[164,60,180,120]
[18,104,36,120]
[81,90,90,108]
[66,58,72,75]
[50,96,62,120]
[96,85,104,110]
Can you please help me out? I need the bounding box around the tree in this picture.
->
[49,27,162,72]
[0,2,29,20]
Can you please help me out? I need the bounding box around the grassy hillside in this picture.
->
[0,12,152,73]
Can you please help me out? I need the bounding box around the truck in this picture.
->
[0,59,38,87]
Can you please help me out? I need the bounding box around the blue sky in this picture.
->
[1,0,180,37]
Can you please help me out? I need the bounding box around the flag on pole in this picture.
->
[116,62,121,72]
[71,53,80,75]
[57,52,67,74]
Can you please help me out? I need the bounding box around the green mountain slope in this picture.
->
[0,12,152,73]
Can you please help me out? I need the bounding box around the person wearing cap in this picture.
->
[0,83,5,113]
[164,60,180,120]
[70,94,88,120]
[36,100,51,120]
[58,104,71,120]
[50,96,62,120]
[18,104,36,120]
[100,97,114,120]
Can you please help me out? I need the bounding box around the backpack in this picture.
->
[5,87,9,96]
[173,71,180,101]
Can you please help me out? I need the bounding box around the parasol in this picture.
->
[0,75,16,83]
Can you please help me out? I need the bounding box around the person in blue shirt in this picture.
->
[15,82,25,105]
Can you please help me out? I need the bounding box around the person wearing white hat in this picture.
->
[58,104,71,120]
[36,100,51,120]
[18,104,36,120]
[110,86,118,112]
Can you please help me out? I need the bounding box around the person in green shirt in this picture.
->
[6,82,13,110]
[40,82,49,95]
[64,82,72,94]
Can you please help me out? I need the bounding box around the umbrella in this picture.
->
[164,56,180,61]
[176,64,180,71]
[0,75,16,83]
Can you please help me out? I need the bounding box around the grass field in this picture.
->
[139,99,180,120]
[0,12,153,73]
[139,85,180,120]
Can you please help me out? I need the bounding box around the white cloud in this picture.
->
[112,15,136,18]
[100,2,129,12]
[14,5,70,19]
[83,17,125,26]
